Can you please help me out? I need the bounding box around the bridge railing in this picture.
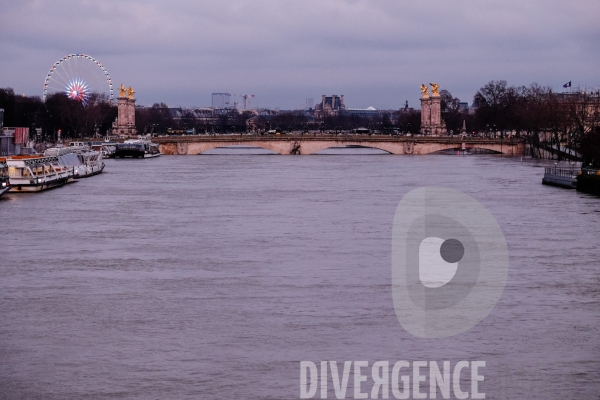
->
[544,167,579,177]
[153,134,524,143]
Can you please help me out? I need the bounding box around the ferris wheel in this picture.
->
[43,54,113,105]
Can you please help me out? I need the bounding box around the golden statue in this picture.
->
[127,86,135,99]
[119,83,127,97]
[430,83,440,96]
[420,84,429,98]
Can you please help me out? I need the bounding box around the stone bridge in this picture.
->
[155,135,526,156]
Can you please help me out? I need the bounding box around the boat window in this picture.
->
[8,167,24,178]
[59,153,82,167]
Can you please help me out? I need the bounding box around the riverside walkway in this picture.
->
[154,134,526,156]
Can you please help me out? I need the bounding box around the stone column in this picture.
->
[430,96,441,126]
[420,97,431,135]
[126,99,131,126]
[128,98,136,135]
[429,95,447,135]
[116,96,128,135]
[118,97,127,124]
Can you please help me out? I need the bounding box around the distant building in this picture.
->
[0,128,15,156]
[314,95,346,117]
[1,127,28,156]
[246,110,318,131]
[0,108,3,128]
[470,100,479,115]
[212,93,231,108]
[306,97,314,110]
[556,92,600,132]
[168,107,223,126]
[399,100,415,114]
[342,106,379,117]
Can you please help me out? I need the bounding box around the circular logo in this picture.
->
[392,187,509,338]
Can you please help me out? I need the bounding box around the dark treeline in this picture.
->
[134,103,174,134]
[473,80,600,138]
[0,88,116,140]
[472,80,600,166]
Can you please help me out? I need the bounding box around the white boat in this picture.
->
[114,139,160,158]
[44,147,105,178]
[0,158,11,197]
[101,144,117,158]
[6,155,73,192]
[78,149,105,176]
[87,141,117,159]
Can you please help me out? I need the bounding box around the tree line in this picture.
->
[1,82,598,166]
[472,81,599,136]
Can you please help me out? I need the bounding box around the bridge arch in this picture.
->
[310,145,393,154]
[160,140,293,155]
[299,140,403,155]
[415,142,516,155]
[187,142,284,155]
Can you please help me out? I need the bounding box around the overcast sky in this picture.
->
[1,0,599,109]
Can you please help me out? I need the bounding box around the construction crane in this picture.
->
[231,94,255,110]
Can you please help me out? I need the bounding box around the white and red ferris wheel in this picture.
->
[43,54,114,105]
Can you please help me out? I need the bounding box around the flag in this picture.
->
[563,81,571,88]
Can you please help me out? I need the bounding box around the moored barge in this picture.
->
[6,155,73,192]
[44,147,105,178]
[114,139,160,159]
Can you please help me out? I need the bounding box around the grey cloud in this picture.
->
[1,0,599,108]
